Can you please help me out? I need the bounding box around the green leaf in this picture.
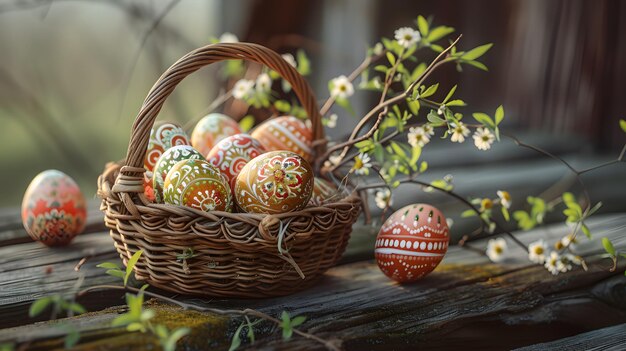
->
[427,110,446,126]
[410,146,422,166]
[562,192,576,206]
[105,269,125,279]
[274,100,291,113]
[426,26,454,42]
[164,327,191,351]
[296,50,311,76]
[419,161,428,173]
[336,98,355,116]
[602,237,616,256]
[291,316,307,327]
[68,303,86,315]
[463,60,489,71]
[446,99,466,107]
[472,112,495,128]
[461,209,476,218]
[430,44,444,53]
[124,250,143,287]
[407,100,420,115]
[417,16,429,36]
[495,105,504,125]
[581,223,592,239]
[390,142,407,159]
[386,52,396,66]
[29,297,53,317]
[443,85,457,104]
[239,115,255,132]
[421,83,439,98]
[501,207,510,221]
[64,329,80,349]
[462,43,493,60]
[620,119,626,133]
[96,262,120,270]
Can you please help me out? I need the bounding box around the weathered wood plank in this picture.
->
[0,214,624,350]
[515,323,626,351]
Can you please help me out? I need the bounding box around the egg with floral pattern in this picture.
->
[206,134,266,192]
[308,178,339,206]
[235,151,313,214]
[144,121,190,173]
[250,116,313,161]
[163,159,233,212]
[191,113,242,157]
[375,204,449,282]
[21,170,87,246]
[153,145,205,203]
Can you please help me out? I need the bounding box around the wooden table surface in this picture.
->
[0,196,625,350]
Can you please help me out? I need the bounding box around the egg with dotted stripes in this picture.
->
[235,151,313,214]
[163,159,233,212]
[251,116,313,162]
[375,203,449,282]
[206,133,266,192]
[144,121,190,173]
[191,113,242,157]
[21,170,87,247]
[153,145,205,203]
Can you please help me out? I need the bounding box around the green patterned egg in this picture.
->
[153,145,204,202]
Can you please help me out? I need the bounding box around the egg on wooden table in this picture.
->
[308,178,339,206]
[152,145,205,203]
[191,113,242,156]
[21,170,87,246]
[144,121,190,173]
[375,204,449,282]
[163,159,233,212]
[235,151,314,214]
[206,133,266,192]
[250,116,313,162]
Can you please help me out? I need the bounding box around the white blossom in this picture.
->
[232,79,255,100]
[219,32,239,43]
[473,127,495,151]
[437,104,446,116]
[422,124,435,136]
[486,237,508,263]
[330,75,354,99]
[281,53,297,68]
[497,190,512,209]
[352,153,372,175]
[408,126,430,148]
[326,113,338,128]
[374,189,393,209]
[324,154,342,168]
[394,27,421,48]
[255,73,272,93]
[450,122,469,143]
[528,239,548,264]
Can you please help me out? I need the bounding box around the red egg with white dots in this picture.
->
[375,203,449,282]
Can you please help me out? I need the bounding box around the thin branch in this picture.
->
[78,285,340,351]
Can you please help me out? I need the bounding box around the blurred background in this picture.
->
[1,0,625,237]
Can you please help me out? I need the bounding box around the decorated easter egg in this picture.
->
[21,170,87,246]
[250,116,313,161]
[375,204,449,282]
[235,151,314,214]
[308,178,339,206]
[153,145,204,202]
[163,159,233,212]
[206,133,266,191]
[191,113,242,156]
[144,121,190,172]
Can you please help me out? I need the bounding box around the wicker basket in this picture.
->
[97,42,362,298]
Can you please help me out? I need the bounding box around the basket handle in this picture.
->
[122,42,324,179]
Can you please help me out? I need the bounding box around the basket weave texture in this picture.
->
[97,42,362,298]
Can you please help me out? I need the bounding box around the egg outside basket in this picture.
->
[97,43,362,298]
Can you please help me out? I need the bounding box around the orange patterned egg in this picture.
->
[308,178,339,206]
[163,159,233,212]
[191,113,242,156]
[206,134,266,192]
[153,145,205,203]
[235,151,313,214]
[21,170,87,246]
[250,116,313,161]
[144,121,190,172]
[375,204,449,282]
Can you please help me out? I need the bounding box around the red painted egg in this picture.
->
[206,133,266,192]
[308,178,339,206]
[21,170,87,246]
[163,159,233,212]
[152,145,204,203]
[143,172,156,202]
[235,151,313,214]
[375,204,449,282]
[191,113,242,157]
[250,116,313,162]
[144,121,190,172]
